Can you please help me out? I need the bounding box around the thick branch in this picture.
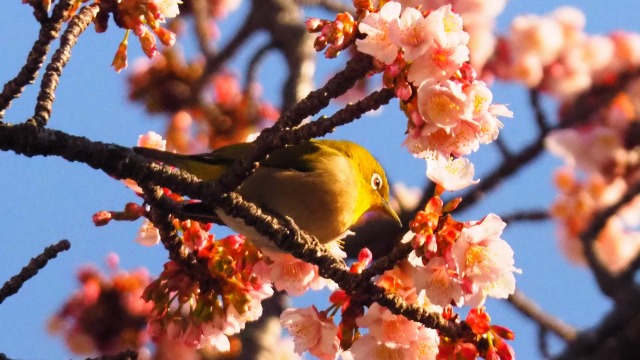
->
[0,122,463,338]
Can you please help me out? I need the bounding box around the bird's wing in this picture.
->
[134,140,340,180]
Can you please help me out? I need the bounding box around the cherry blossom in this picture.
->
[410,256,464,307]
[451,214,519,307]
[388,7,434,62]
[280,306,340,360]
[417,79,472,131]
[426,154,479,191]
[355,1,402,64]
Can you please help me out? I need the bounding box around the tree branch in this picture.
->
[31,4,100,126]
[0,0,73,119]
[0,239,71,305]
[0,122,464,339]
[507,289,577,342]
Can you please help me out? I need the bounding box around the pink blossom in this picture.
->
[256,246,339,296]
[137,131,167,150]
[545,127,623,173]
[349,319,439,360]
[210,0,241,18]
[134,219,161,246]
[280,306,340,360]
[407,39,469,85]
[451,214,519,307]
[154,0,182,19]
[417,79,472,131]
[407,326,439,360]
[410,256,464,307]
[426,155,479,191]
[430,5,469,47]
[477,104,510,144]
[355,1,402,64]
[511,14,565,67]
[348,334,413,359]
[511,53,545,87]
[388,7,434,61]
[356,303,420,346]
[595,216,640,274]
[202,324,231,352]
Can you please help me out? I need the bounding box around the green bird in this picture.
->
[135,139,401,249]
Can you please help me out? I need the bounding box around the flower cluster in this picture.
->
[280,242,516,359]
[352,2,511,161]
[439,307,515,359]
[307,12,357,58]
[48,254,153,356]
[254,242,344,296]
[405,196,519,308]
[546,80,640,273]
[106,0,183,71]
[488,6,640,99]
[350,303,440,359]
[396,0,508,70]
[143,230,273,351]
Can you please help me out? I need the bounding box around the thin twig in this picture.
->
[553,285,640,360]
[214,53,375,195]
[295,0,352,14]
[0,0,73,119]
[31,4,100,126]
[190,0,213,55]
[493,137,512,159]
[26,0,49,23]
[0,239,71,305]
[538,326,552,359]
[507,289,577,342]
[247,42,278,84]
[501,209,549,224]
[455,136,547,213]
[530,89,550,134]
[361,243,413,279]
[195,20,256,93]
[85,349,138,360]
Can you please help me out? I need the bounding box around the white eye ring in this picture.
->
[371,173,383,190]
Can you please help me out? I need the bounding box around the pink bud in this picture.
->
[357,248,373,265]
[154,27,177,47]
[305,18,324,32]
[395,81,412,101]
[92,211,112,226]
[425,234,438,256]
[139,28,158,58]
[111,41,128,72]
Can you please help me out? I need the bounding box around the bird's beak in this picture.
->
[381,198,402,227]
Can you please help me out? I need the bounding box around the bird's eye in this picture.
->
[371,173,383,190]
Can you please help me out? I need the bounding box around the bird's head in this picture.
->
[329,141,402,227]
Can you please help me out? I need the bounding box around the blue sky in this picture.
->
[0,1,637,359]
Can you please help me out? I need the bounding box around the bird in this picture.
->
[134,139,401,250]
